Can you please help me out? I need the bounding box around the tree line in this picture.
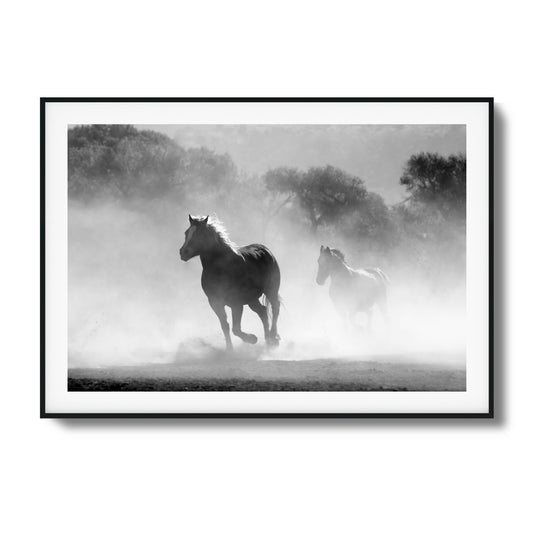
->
[69,125,466,284]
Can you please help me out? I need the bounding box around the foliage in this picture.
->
[68,125,236,201]
[68,126,467,286]
[400,152,466,221]
[264,165,368,234]
[391,153,467,285]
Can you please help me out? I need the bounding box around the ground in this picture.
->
[68,357,466,391]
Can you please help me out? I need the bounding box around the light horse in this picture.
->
[316,245,389,329]
[179,215,281,350]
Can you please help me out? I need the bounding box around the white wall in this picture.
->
[1,1,527,531]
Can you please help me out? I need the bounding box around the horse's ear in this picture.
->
[325,246,331,253]
[200,215,209,226]
[320,245,324,252]
[188,214,194,225]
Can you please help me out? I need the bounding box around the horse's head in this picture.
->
[316,245,333,285]
[179,215,210,261]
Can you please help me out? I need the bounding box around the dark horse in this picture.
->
[179,215,281,350]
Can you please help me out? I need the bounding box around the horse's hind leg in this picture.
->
[249,299,269,342]
[366,308,374,332]
[266,294,281,346]
[264,262,281,346]
[231,305,258,344]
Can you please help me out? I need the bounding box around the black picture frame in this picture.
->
[41,97,494,419]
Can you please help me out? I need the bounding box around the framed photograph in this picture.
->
[41,97,493,418]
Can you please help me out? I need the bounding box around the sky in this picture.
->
[138,124,466,204]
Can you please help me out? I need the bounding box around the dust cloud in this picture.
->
[68,199,465,370]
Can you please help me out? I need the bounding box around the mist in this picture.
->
[68,124,466,383]
[68,199,465,369]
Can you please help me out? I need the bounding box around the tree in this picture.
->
[67,125,237,202]
[264,165,368,234]
[348,191,394,245]
[400,152,466,221]
[68,125,186,198]
[181,147,237,195]
[395,152,467,285]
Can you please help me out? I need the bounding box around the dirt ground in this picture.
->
[68,356,466,391]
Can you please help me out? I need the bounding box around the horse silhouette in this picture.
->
[316,245,389,329]
[180,215,281,350]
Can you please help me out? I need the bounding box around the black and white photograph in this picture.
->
[42,98,492,415]
[9,3,533,531]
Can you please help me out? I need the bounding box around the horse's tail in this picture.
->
[262,293,283,321]
[261,294,270,320]
[369,268,390,324]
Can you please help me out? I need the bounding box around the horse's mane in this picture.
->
[330,248,346,262]
[206,217,239,254]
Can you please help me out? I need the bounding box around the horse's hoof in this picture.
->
[244,334,258,344]
[267,335,280,348]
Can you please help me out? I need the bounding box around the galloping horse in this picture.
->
[316,245,389,328]
[179,215,281,350]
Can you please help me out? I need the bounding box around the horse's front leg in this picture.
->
[231,305,258,344]
[332,299,351,331]
[209,299,232,350]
